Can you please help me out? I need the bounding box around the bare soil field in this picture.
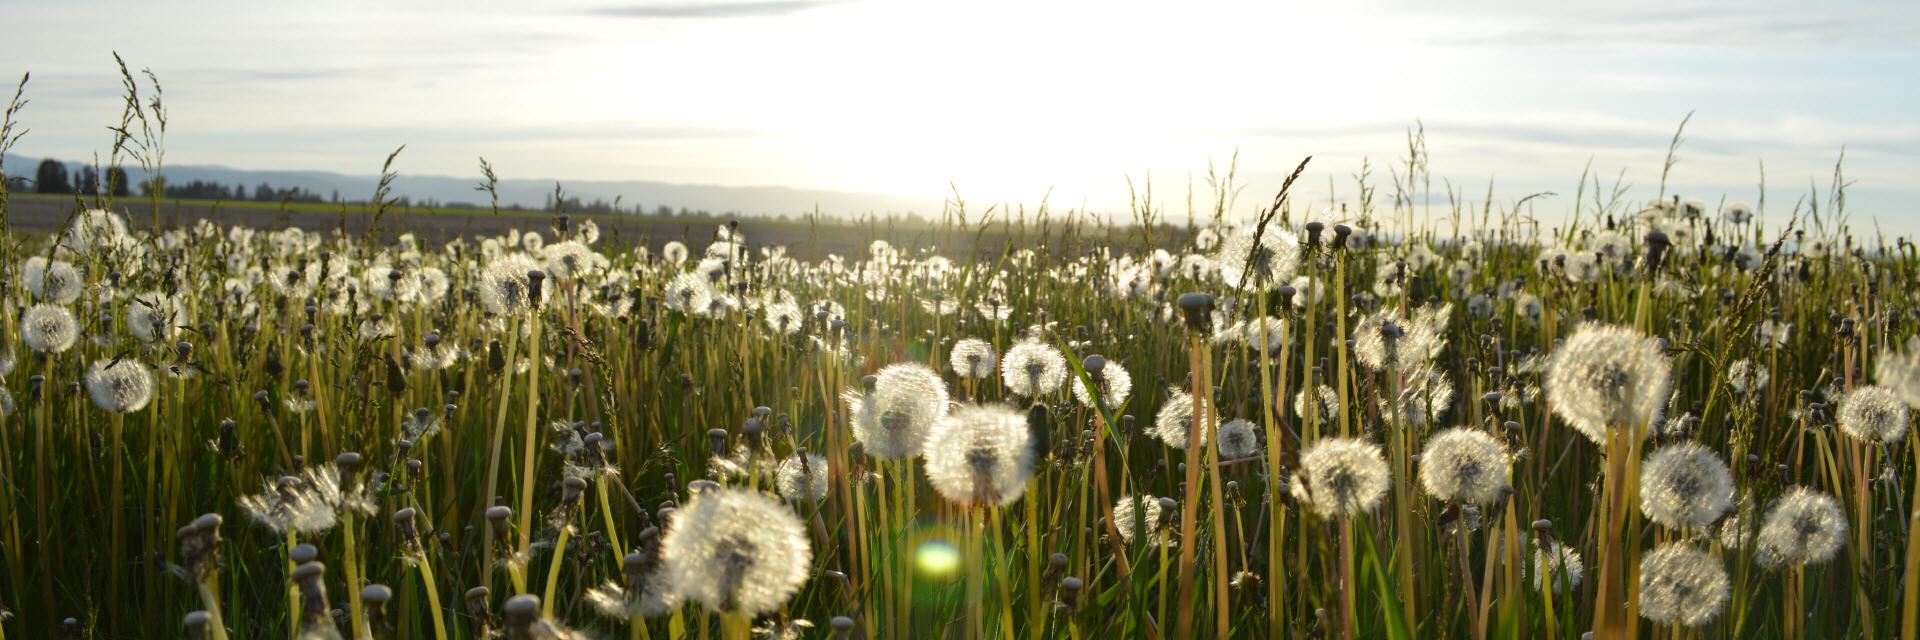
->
[1,195,1152,260]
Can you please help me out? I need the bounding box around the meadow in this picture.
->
[0,70,1915,640]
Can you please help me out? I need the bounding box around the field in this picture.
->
[1,164,1914,640]
[1,78,1917,640]
[0,193,1079,262]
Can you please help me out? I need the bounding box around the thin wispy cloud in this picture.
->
[583,1,846,19]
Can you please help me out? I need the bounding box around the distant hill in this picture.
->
[3,155,942,219]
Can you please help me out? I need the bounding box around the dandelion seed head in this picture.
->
[22,304,79,353]
[22,257,83,304]
[1418,428,1510,505]
[663,272,714,314]
[85,358,154,413]
[1545,323,1672,444]
[1149,389,1214,450]
[1638,442,1734,529]
[660,241,689,265]
[922,404,1035,507]
[1755,486,1847,569]
[658,488,810,617]
[1531,541,1584,594]
[949,338,998,379]
[848,362,949,459]
[1000,342,1067,397]
[1217,419,1261,460]
[775,452,830,503]
[127,291,183,343]
[1727,358,1769,394]
[479,254,549,316]
[1216,226,1301,289]
[1071,359,1133,408]
[1292,438,1390,518]
[762,301,804,335]
[1637,543,1730,627]
[1112,495,1173,547]
[1837,385,1908,444]
[1295,384,1340,424]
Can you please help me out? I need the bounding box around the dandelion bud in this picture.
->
[706,428,729,456]
[830,616,856,638]
[182,611,211,640]
[1083,355,1107,376]
[562,476,588,505]
[253,389,273,413]
[1026,403,1052,460]
[525,270,547,307]
[292,562,329,624]
[1332,224,1352,249]
[1305,221,1325,246]
[392,507,419,541]
[29,374,44,401]
[290,543,319,564]
[362,584,393,630]
[1176,292,1214,332]
[465,586,494,628]
[503,594,542,633]
[1060,576,1084,609]
[1644,229,1672,272]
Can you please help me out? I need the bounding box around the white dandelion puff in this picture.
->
[22,257,84,304]
[1638,442,1735,529]
[1113,495,1173,547]
[949,338,998,379]
[1727,359,1769,394]
[22,304,80,353]
[1532,541,1584,594]
[1873,337,1920,409]
[1001,341,1067,398]
[85,359,154,413]
[921,404,1035,507]
[847,363,949,459]
[1291,438,1390,518]
[1545,323,1672,445]
[1417,428,1511,505]
[1637,543,1730,627]
[1295,384,1340,424]
[1149,389,1214,450]
[1836,385,1909,444]
[479,254,549,316]
[126,291,184,343]
[1216,226,1301,289]
[658,488,811,617]
[1216,418,1261,460]
[774,452,830,503]
[663,272,714,314]
[1070,360,1133,408]
[1755,486,1847,569]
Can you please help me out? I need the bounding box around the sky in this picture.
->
[2,0,1917,232]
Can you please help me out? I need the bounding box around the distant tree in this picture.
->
[140,176,167,196]
[77,166,100,196]
[656,205,673,217]
[35,158,70,193]
[256,182,274,202]
[106,167,131,196]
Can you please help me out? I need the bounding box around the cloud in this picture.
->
[582,0,844,19]
[1377,1,1920,50]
